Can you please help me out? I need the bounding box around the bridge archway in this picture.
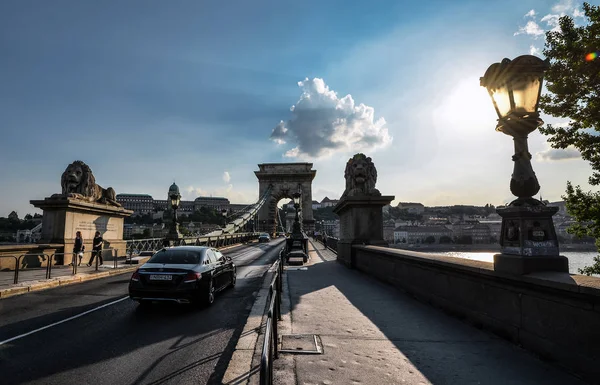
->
[255,163,316,235]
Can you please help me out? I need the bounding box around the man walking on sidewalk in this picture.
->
[87,231,104,266]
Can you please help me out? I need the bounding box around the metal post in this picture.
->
[14,256,20,284]
[46,253,52,279]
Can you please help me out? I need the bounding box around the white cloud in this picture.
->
[573,7,585,18]
[514,20,545,37]
[270,77,392,159]
[515,2,587,45]
[551,0,575,14]
[529,45,542,55]
[223,171,231,183]
[536,146,581,161]
[184,184,255,204]
[541,14,561,31]
[184,186,208,200]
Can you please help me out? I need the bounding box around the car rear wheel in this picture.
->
[203,278,215,306]
[229,270,237,288]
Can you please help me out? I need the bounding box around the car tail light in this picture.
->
[183,272,201,283]
[131,270,140,282]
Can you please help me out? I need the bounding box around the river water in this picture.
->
[427,251,598,275]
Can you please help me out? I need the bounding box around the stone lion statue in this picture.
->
[53,160,121,206]
[341,153,381,198]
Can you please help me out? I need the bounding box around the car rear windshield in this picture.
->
[148,249,202,264]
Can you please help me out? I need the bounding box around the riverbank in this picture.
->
[390,243,597,253]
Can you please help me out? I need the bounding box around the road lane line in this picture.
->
[0,296,129,346]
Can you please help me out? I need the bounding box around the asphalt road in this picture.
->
[0,239,285,385]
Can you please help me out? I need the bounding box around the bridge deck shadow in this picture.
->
[280,239,587,384]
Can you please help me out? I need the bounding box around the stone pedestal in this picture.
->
[30,197,133,265]
[333,195,395,268]
[494,203,568,274]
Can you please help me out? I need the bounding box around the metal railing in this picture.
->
[315,234,339,253]
[260,251,284,385]
[0,249,117,285]
[0,233,261,286]
[124,232,261,262]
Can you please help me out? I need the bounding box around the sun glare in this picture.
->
[433,77,497,133]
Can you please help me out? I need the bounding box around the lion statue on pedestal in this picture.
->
[341,153,381,198]
[53,160,121,206]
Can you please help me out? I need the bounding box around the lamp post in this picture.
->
[221,208,228,229]
[166,182,182,244]
[480,54,568,274]
[291,192,302,237]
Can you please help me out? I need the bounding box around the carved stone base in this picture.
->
[494,202,569,275]
[497,203,560,257]
[30,197,133,264]
[494,253,569,275]
[333,195,394,268]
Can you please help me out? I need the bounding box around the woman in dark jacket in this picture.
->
[87,231,103,266]
[73,231,84,266]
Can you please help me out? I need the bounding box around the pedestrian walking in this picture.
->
[323,233,328,250]
[72,231,84,266]
[87,231,104,266]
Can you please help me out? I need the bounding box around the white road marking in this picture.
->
[0,296,129,346]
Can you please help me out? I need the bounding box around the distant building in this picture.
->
[116,194,155,216]
[320,197,339,208]
[396,202,425,214]
[312,200,322,210]
[548,201,568,216]
[424,216,449,226]
[194,196,230,211]
[154,199,195,215]
[393,225,452,244]
[462,223,492,243]
[322,219,339,238]
[383,221,395,242]
[479,220,502,242]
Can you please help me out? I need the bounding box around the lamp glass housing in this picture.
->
[511,75,541,114]
[490,84,512,118]
[481,55,547,122]
[170,194,180,209]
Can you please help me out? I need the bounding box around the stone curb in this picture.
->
[221,258,280,385]
[0,241,256,301]
[0,267,138,300]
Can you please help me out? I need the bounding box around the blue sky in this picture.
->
[0,0,595,217]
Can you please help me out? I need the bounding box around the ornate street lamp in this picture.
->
[291,192,302,236]
[221,208,228,228]
[481,55,548,203]
[166,182,182,243]
[480,54,567,274]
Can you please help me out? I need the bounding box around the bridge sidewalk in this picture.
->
[0,260,139,299]
[273,238,588,385]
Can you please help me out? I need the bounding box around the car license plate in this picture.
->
[149,274,172,281]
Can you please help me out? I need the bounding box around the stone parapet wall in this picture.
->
[0,244,64,270]
[350,245,600,381]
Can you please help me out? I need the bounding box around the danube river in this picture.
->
[427,250,598,274]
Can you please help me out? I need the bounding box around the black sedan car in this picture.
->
[129,246,236,307]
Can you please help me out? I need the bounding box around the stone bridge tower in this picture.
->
[255,163,316,235]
